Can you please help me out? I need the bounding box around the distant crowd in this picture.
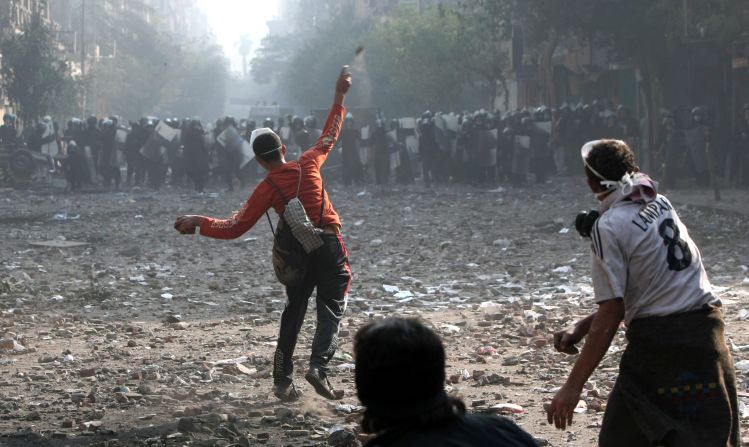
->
[0,100,747,191]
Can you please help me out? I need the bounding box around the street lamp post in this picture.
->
[80,0,85,76]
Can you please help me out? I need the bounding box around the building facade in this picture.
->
[0,0,56,118]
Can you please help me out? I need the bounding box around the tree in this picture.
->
[281,5,373,109]
[0,11,73,123]
[590,0,748,164]
[365,7,467,114]
[522,1,596,106]
[462,0,599,106]
[456,1,513,110]
[63,0,230,120]
[71,0,160,65]
[157,43,229,119]
[250,34,301,85]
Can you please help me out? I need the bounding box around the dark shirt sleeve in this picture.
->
[364,414,538,447]
[485,416,539,446]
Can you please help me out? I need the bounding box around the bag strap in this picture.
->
[264,177,286,237]
[265,211,275,235]
[264,162,327,231]
[264,177,288,203]
[319,180,325,227]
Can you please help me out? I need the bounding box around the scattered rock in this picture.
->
[222,363,256,376]
[165,314,183,324]
[328,426,358,447]
[0,339,25,351]
[177,417,199,433]
[489,403,524,414]
[78,367,97,378]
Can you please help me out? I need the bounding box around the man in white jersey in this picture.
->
[546,140,739,446]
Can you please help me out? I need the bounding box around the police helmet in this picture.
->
[303,116,317,130]
[223,116,237,128]
[292,115,304,130]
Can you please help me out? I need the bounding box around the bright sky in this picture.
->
[197,0,279,74]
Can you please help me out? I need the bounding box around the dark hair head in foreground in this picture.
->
[583,139,638,185]
[252,130,283,163]
[354,318,465,434]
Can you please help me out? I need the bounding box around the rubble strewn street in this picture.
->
[1,180,747,446]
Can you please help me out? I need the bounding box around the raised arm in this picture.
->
[306,67,352,166]
[333,66,351,107]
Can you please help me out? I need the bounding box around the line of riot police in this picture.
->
[56,112,325,193]
[354,101,748,189]
[656,104,749,189]
[3,100,746,191]
[337,104,641,188]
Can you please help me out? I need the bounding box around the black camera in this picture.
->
[575,209,600,238]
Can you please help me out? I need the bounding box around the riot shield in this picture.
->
[83,145,97,181]
[140,134,167,162]
[685,127,708,174]
[238,140,254,169]
[155,121,179,145]
[477,129,498,167]
[216,126,240,149]
[434,116,446,132]
[512,135,530,174]
[204,132,215,148]
[443,114,459,132]
[115,128,128,145]
[387,131,400,169]
[112,127,128,167]
[40,123,59,159]
[534,121,552,135]
[405,135,419,158]
[218,126,253,168]
[41,140,59,159]
[399,117,417,130]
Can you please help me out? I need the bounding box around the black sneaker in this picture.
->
[305,367,343,400]
[273,382,302,402]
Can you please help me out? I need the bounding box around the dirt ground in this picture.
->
[0,178,747,446]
